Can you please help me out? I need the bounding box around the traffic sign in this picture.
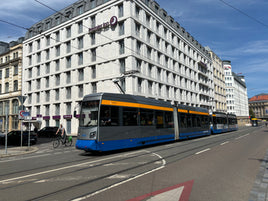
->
[19,110,30,120]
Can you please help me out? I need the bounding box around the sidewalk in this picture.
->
[0,146,38,158]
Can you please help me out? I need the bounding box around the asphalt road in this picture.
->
[0,126,266,201]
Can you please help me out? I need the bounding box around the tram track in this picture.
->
[0,127,260,201]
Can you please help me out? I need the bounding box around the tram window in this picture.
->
[165,111,173,128]
[100,106,119,126]
[156,111,164,128]
[179,114,187,128]
[140,109,154,126]
[123,108,138,126]
[192,115,198,127]
[187,115,192,128]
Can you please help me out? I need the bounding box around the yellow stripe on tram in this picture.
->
[178,109,188,113]
[189,110,209,115]
[101,100,173,111]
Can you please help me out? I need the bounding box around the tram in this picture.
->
[211,112,238,134]
[75,93,210,152]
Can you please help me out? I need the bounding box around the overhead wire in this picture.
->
[219,0,268,29]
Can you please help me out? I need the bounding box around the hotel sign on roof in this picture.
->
[89,16,118,33]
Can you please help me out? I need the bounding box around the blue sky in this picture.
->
[0,0,267,98]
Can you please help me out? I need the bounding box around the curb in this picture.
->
[0,146,39,158]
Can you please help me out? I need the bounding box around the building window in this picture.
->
[46,49,50,60]
[55,31,60,42]
[92,65,96,79]
[29,43,32,53]
[45,105,50,115]
[45,91,50,102]
[91,15,96,27]
[28,68,32,78]
[92,82,97,93]
[28,56,32,65]
[78,52,83,65]
[78,21,83,33]
[78,85,83,98]
[36,92,40,103]
[14,65,18,75]
[119,40,124,54]
[78,37,83,49]
[77,5,83,15]
[13,80,18,91]
[37,40,40,50]
[0,70,2,79]
[46,63,50,74]
[55,17,61,25]
[135,5,140,17]
[12,99,19,114]
[66,41,71,53]
[91,48,96,61]
[91,33,95,45]
[37,65,40,76]
[37,53,41,63]
[66,87,71,99]
[55,74,60,86]
[119,58,125,74]
[90,0,96,9]
[46,36,50,46]
[55,90,59,101]
[56,45,60,57]
[119,21,125,36]
[135,23,140,36]
[66,72,71,84]
[55,60,60,71]
[5,68,9,78]
[5,82,9,93]
[118,4,124,17]
[28,81,31,91]
[66,56,71,68]
[37,79,40,89]
[78,68,84,81]
[45,77,49,88]
[66,26,71,38]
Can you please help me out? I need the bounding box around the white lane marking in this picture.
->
[235,133,250,140]
[195,148,211,155]
[220,141,229,145]
[0,153,51,163]
[71,152,166,201]
[0,150,146,184]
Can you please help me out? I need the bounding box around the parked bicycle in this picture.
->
[52,135,72,148]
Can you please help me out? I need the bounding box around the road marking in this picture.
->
[235,133,249,140]
[0,150,147,184]
[126,180,194,201]
[220,141,229,145]
[71,152,166,201]
[195,148,211,155]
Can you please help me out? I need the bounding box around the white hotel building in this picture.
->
[23,0,214,135]
[223,60,249,119]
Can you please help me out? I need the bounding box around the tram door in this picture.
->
[174,109,179,140]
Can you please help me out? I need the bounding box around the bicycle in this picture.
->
[52,135,73,148]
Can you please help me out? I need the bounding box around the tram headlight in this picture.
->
[90,131,96,138]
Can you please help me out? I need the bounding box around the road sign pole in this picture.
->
[5,103,8,154]
[21,121,23,147]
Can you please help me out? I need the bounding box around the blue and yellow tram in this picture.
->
[211,112,228,134]
[75,93,211,152]
[227,113,238,131]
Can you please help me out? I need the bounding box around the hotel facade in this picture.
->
[23,0,214,135]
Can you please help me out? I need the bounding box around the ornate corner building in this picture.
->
[0,38,24,132]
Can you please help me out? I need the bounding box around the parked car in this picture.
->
[37,127,59,138]
[0,130,37,145]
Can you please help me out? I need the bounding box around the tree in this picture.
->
[249,108,255,118]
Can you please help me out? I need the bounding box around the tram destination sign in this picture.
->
[89,16,118,33]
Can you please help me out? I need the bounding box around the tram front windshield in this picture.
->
[79,100,99,127]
